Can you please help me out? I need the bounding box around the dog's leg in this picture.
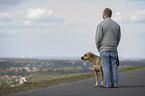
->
[94,69,98,87]
[100,70,104,85]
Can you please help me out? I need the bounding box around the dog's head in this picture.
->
[81,52,95,61]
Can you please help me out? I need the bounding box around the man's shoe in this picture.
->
[99,85,110,88]
[111,86,118,88]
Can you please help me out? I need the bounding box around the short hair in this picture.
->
[103,8,112,17]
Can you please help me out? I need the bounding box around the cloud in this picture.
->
[115,12,121,16]
[0,12,9,17]
[112,9,145,24]
[113,12,122,21]
[27,8,52,19]
[35,16,65,23]
[0,12,13,23]
[48,10,53,15]
[0,8,64,28]
[24,20,30,25]
[130,10,145,23]
[24,8,65,25]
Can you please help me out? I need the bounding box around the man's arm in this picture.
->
[117,26,121,46]
[95,24,103,51]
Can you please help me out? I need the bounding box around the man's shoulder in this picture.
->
[97,18,120,28]
[106,18,120,27]
[111,19,120,26]
[97,20,104,27]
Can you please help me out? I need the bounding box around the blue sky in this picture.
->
[0,0,145,58]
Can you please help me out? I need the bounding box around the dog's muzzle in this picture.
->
[81,57,87,61]
[81,57,84,60]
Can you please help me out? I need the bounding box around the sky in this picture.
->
[0,0,145,58]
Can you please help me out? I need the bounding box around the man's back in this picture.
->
[96,8,120,88]
[95,17,121,52]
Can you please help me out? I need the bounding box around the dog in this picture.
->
[81,52,119,87]
[81,52,103,87]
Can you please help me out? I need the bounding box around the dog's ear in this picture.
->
[89,53,95,58]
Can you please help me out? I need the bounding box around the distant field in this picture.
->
[0,58,145,88]
[0,65,145,96]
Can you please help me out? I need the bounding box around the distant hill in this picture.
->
[0,56,145,60]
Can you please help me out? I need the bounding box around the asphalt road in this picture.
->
[10,68,145,96]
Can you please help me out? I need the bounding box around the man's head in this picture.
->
[102,8,112,19]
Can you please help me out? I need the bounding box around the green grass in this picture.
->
[26,72,76,82]
[118,65,145,73]
[1,65,145,96]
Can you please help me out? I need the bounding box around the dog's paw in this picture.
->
[94,84,98,87]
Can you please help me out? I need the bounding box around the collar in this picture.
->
[105,17,111,20]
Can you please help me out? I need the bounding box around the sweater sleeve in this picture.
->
[117,26,121,46]
[95,24,103,51]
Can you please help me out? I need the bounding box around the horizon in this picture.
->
[0,56,145,61]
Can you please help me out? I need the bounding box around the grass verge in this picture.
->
[1,65,145,96]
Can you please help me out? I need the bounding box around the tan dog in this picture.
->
[81,52,103,87]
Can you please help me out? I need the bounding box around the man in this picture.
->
[95,8,121,88]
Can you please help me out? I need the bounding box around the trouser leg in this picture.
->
[100,51,111,87]
[110,51,119,87]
